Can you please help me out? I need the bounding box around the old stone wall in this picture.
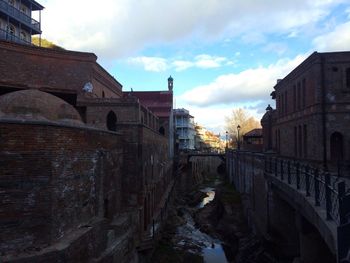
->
[0,121,126,261]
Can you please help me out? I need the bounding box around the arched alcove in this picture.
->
[106,111,117,131]
[330,132,343,162]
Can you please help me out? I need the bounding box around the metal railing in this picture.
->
[0,27,31,44]
[265,157,350,226]
[0,0,40,31]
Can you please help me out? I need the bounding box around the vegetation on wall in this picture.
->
[32,37,64,50]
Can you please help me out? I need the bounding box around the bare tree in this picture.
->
[225,108,260,147]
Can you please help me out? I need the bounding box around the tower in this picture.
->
[168,75,173,91]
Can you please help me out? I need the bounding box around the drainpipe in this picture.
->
[320,54,328,171]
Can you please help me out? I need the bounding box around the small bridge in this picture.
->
[187,152,225,162]
[226,150,350,263]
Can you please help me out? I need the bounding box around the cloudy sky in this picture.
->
[38,0,350,134]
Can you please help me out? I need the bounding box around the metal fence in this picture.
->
[265,156,350,226]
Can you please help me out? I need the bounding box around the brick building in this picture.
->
[261,51,350,172]
[0,41,174,262]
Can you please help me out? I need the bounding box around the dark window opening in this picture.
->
[330,132,343,162]
[293,85,296,112]
[332,66,338,72]
[102,91,105,98]
[297,82,301,110]
[159,126,165,135]
[107,111,117,131]
[303,125,307,158]
[346,68,350,88]
[302,78,306,108]
[298,125,302,157]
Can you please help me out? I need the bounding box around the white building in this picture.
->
[174,108,195,150]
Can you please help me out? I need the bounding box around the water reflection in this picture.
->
[197,187,215,209]
[174,187,228,263]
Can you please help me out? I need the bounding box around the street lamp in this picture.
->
[225,131,228,149]
[237,125,241,150]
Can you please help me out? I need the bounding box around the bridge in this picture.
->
[226,150,350,263]
[186,152,225,162]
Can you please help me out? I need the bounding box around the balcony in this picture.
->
[0,0,41,33]
[0,27,31,44]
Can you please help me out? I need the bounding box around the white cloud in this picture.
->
[127,56,168,72]
[180,54,308,107]
[40,0,347,58]
[128,54,231,72]
[312,21,350,51]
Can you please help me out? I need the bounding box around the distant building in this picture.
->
[194,124,223,153]
[0,0,43,45]
[242,128,263,152]
[174,108,195,150]
[261,51,350,172]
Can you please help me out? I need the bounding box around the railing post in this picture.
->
[314,168,320,206]
[287,161,291,184]
[325,172,332,220]
[305,165,310,196]
[296,162,300,189]
[280,159,284,181]
[338,182,346,225]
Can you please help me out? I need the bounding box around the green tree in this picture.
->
[225,108,260,147]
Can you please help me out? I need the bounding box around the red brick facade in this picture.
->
[0,41,174,262]
[262,51,350,171]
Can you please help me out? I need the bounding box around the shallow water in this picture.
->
[175,187,229,263]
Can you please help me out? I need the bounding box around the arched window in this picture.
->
[106,111,117,131]
[159,126,165,135]
[330,132,343,162]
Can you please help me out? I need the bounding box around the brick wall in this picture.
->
[0,121,123,256]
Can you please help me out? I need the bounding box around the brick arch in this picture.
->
[106,110,117,131]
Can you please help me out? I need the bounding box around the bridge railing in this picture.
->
[265,157,350,226]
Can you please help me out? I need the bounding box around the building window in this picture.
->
[330,132,343,163]
[20,4,27,13]
[106,111,117,131]
[7,24,15,35]
[297,82,301,110]
[293,85,296,112]
[102,91,105,98]
[284,91,288,114]
[346,68,350,88]
[159,126,165,135]
[8,0,15,6]
[302,78,306,108]
[20,31,26,41]
[298,125,302,157]
[303,125,307,158]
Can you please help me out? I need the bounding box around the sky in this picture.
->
[38,0,350,134]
